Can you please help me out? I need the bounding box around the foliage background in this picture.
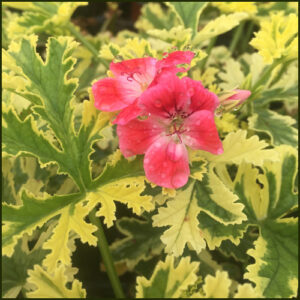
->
[2,2,298,299]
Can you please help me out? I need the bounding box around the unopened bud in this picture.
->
[218,89,251,111]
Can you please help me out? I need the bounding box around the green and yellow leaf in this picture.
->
[232,145,298,297]
[136,255,199,298]
[26,264,86,298]
[250,12,298,64]
[193,12,248,45]
[111,216,164,269]
[165,2,208,35]
[248,109,298,148]
[152,183,206,256]
[153,173,246,256]
[197,130,279,166]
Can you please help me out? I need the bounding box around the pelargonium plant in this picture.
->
[2,2,298,299]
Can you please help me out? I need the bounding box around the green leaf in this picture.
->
[197,130,279,167]
[152,183,206,256]
[245,219,298,298]
[253,86,298,108]
[111,216,164,269]
[190,270,261,298]
[2,191,83,257]
[2,151,152,267]
[2,238,49,298]
[193,12,248,45]
[152,172,246,256]
[26,264,86,298]
[198,212,247,250]
[3,35,92,190]
[2,108,70,177]
[232,145,298,297]
[136,255,199,298]
[248,109,298,147]
[4,2,88,40]
[165,2,208,35]
[135,3,179,32]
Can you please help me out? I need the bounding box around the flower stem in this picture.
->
[251,59,282,92]
[229,20,245,55]
[199,36,217,70]
[89,208,125,298]
[67,23,109,68]
[241,21,255,53]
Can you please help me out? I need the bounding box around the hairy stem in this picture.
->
[229,20,245,54]
[67,23,109,68]
[89,208,125,298]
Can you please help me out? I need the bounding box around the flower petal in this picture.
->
[117,118,164,157]
[110,57,157,87]
[182,110,223,155]
[140,73,192,119]
[92,77,140,111]
[156,51,195,73]
[144,137,190,189]
[182,77,220,114]
[113,100,143,125]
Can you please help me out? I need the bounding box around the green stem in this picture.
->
[269,60,293,87]
[251,59,282,92]
[89,208,125,298]
[241,21,255,53]
[199,36,217,70]
[229,20,245,54]
[67,23,109,68]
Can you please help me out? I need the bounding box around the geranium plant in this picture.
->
[2,2,298,298]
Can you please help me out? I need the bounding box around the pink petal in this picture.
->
[144,137,190,189]
[182,110,223,155]
[92,77,140,111]
[140,73,193,119]
[113,100,143,125]
[110,57,157,87]
[182,77,220,114]
[117,118,164,157]
[156,51,195,73]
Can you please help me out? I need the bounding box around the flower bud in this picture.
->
[217,89,251,114]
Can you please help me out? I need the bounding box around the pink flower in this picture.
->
[92,51,195,125]
[117,73,223,189]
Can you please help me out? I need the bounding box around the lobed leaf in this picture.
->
[135,3,179,32]
[2,239,49,298]
[111,216,164,269]
[191,270,262,298]
[4,2,88,39]
[193,12,248,45]
[26,264,86,298]
[136,255,199,298]
[153,172,246,256]
[165,2,208,36]
[152,183,206,256]
[248,109,298,148]
[232,146,298,297]
[197,130,279,166]
[250,12,298,64]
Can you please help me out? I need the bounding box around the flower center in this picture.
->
[167,115,187,143]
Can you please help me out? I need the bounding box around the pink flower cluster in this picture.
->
[92,51,225,189]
